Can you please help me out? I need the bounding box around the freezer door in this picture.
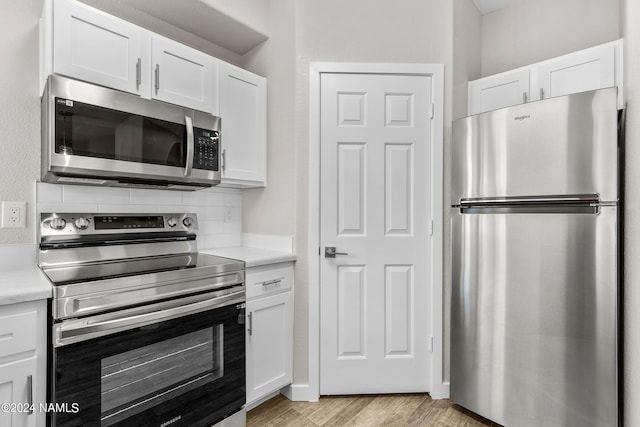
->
[451,88,618,203]
[451,207,618,427]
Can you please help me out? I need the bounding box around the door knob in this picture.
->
[325,246,349,258]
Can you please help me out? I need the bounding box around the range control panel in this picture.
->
[39,213,198,237]
[193,128,219,171]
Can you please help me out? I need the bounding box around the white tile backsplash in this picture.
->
[36,184,242,246]
[64,185,129,205]
[36,183,63,204]
[130,188,183,205]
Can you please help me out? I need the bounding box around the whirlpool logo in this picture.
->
[160,415,182,427]
[514,114,531,121]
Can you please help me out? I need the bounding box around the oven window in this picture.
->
[55,98,186,167]
[100,326,223,426]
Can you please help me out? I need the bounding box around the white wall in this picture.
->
[0,0,44,244]
[622,1,640,425]
[481,0,620,76]
[241,0,296,237]
[449,0,483,383]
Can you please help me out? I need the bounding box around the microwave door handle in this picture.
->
[184,116,194,177]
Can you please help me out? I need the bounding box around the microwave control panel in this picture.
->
[193,129,219,171]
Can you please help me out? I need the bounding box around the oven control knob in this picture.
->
[183,217,194,227]
[167,216,179,227]
[74,217,90,230]
[49,217,66,230]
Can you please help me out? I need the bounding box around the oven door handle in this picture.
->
[54,286,245,347]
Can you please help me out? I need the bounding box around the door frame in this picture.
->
[305,62,446,400]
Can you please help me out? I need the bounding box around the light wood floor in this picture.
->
[247,394,502,427]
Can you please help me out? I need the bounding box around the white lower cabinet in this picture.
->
[0,301,46,427]
[245,263,294,406]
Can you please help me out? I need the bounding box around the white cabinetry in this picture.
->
[245,262,293,406]
[468,39,623,115]
[0,301,47,427]
[219,63,267,187]
[44,0,150,96]
[151,35,218,114]
[42,0,218,113]
[468,69,530,116]
[536,43,616,102]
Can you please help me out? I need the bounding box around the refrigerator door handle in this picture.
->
[458,194,600,207]
[457,194,604,215]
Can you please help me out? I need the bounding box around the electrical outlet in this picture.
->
[224,207,233,223]
[1,201,27,228]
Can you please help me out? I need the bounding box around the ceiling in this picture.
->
[472,0,519,15]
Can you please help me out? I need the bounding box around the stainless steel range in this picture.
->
[38,213,246,427]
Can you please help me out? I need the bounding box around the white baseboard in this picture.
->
[280,384,319,402]
[279,382,448,402]
[430,381,450,400]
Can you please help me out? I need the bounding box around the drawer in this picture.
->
[0,311,37,359]
[246,262,293,299]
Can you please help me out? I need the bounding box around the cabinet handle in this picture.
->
[540,87,544,100]
[523,92,528,103]
[136,58,141,89]
[262,278,283,287]
[248,312,253,336]
[27,375,33,415]
[155,64,160,93]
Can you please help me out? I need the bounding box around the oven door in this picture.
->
[49,289,245,427]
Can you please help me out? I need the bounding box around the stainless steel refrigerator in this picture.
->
[450,88,620,427]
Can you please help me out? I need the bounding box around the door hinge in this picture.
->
[430,103,435,119]
[428,219,433,236]
[430,336,434,353]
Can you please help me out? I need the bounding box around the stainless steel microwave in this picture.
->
[41,75,221,190]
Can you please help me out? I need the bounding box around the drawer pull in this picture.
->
[262,278,283,287]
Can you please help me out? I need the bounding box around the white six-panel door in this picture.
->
[320,73,432,394]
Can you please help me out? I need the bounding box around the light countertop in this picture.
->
[0,244,52,306]
[0,243,295,306]
[200,246,296,268]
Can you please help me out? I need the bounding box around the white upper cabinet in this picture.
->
[151,35,218,114]
[468,39,623,115]
[42,0,219,113]
[49,0,150,96]
[219,62,267,187]
[468,69,530,116]
[536,43,616,101]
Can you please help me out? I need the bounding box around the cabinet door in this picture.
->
[246,292,293,405]
[537,44,615,101]
[53,0,149,95]
[151,35,217,113]
[0,358,37,427]
[219,63,267,187]
[468,69,530,115]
